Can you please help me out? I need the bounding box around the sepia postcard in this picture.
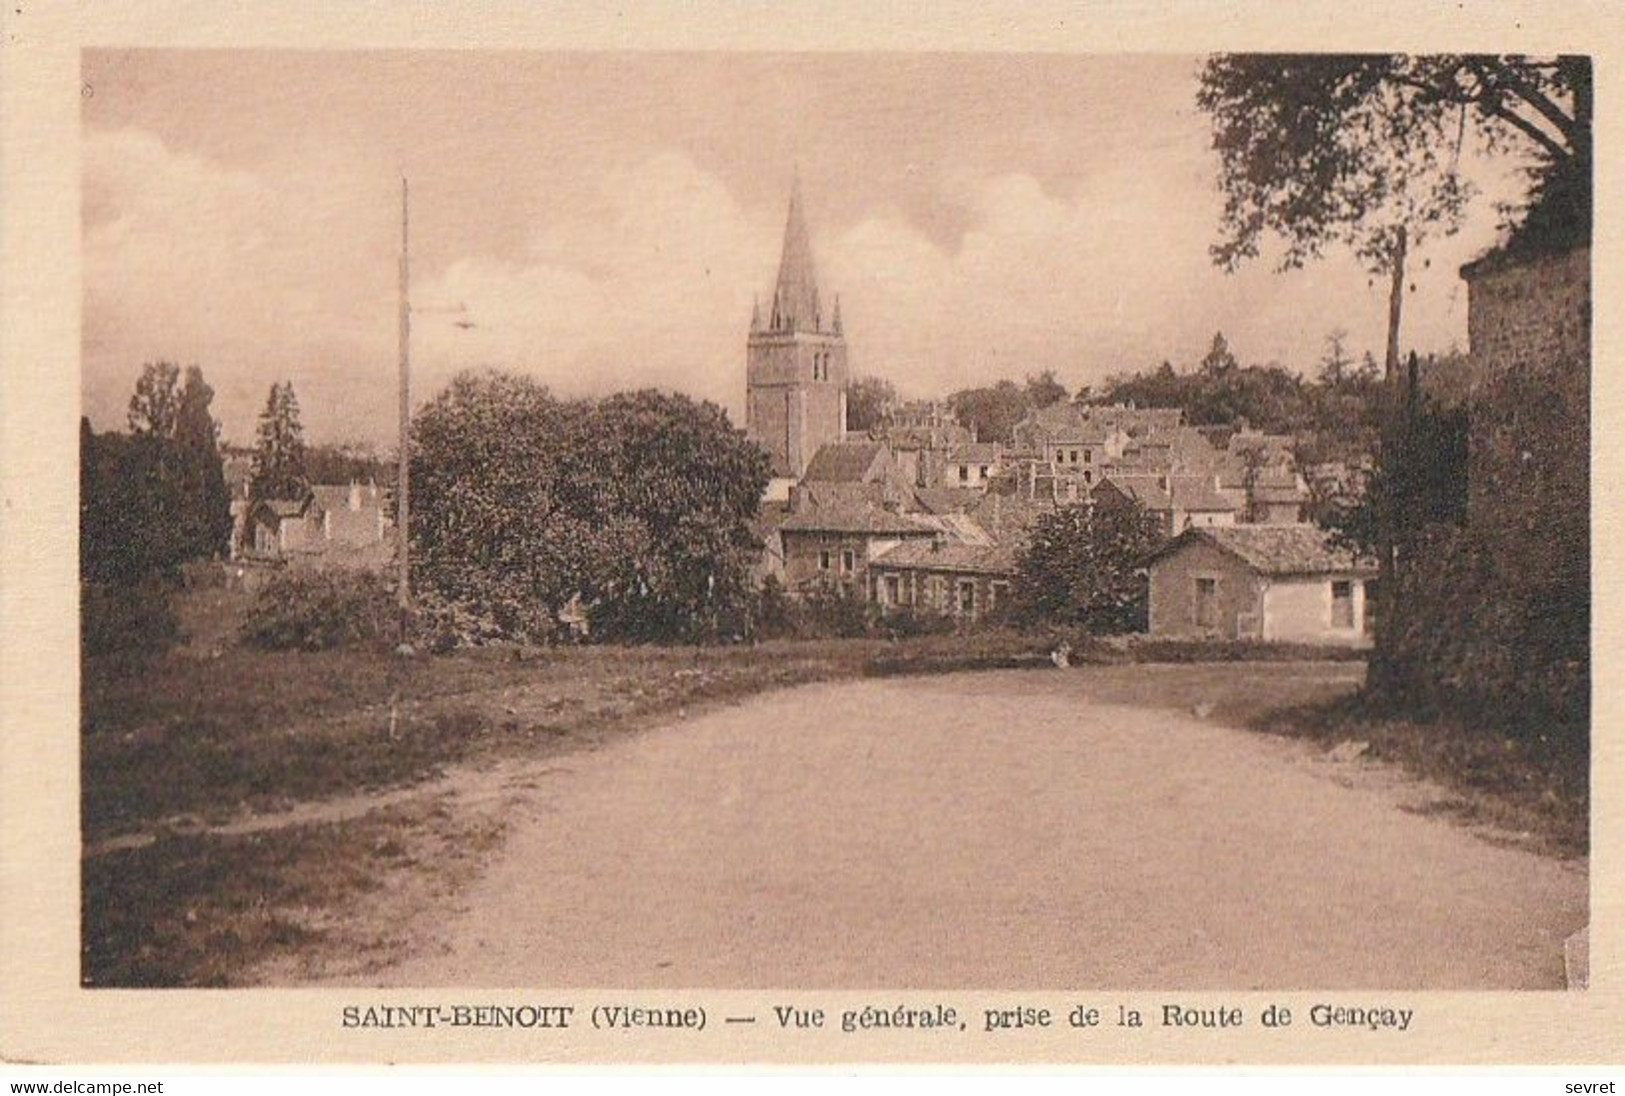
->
[1,0,1621,1069]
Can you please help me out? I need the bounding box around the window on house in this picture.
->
[959,465,969,482]
[1363,579,1378,633]
[958,580,977,616]
[819,549,832,571]
[1069,449,1079,464]
[1084,449,1093,463]
[1195,576,1218,629]
[884,574,900,605]
[1331,579,1355,629]
[990,581,1010,610]
[1083,470,1093,485]
[979,465,989,478]
[841,548,856,573]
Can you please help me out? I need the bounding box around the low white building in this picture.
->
[1145,525,1377,646]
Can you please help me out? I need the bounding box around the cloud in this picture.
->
[84,127,1495,445]
[826,163,1488,399]
[84,127,399,443]
[412,151,778,417]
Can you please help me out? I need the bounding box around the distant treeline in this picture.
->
[917,330,1454,468]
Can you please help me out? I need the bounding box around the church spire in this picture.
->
[771,172,823,333]
[750,295,762,333]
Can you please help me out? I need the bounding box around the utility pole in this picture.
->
[397,176,412,617]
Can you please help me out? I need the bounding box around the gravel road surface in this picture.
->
[370,668,1585,989]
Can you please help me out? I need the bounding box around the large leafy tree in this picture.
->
[249,381,309,501]
[410,371,770,643]
[1012,501,1164,633]
[81,419,188,584]
[1198,54,1591,374]
[844,375,896,434]
[116,361,232,561]
[947,379,1030,444]
[1198,332,1238,378]
[1023,370,1069,409]
[127,360,183,441]
[173,367,233,558]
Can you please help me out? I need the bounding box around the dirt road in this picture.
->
[365,666,1586,989]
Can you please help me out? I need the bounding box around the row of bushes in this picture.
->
[229,568,1385,660]
[233,570,1006,652]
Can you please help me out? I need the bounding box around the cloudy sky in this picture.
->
[82,50,1526,446]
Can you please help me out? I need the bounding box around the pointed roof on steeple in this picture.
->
[769,173,823,334]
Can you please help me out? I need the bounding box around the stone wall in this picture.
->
[1464,245,1590,541]
[1374,244,1589,732]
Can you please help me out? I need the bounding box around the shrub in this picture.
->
[749,575,797,641]
[790,582,875,639]
[1012,501,1162,633]
[409,586,514,652]
[1372,521,1587,745]
[240,569,399,651]
[81,579,180,659]
[875,606,959,640]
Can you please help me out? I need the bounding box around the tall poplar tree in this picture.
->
[250,381,310,501]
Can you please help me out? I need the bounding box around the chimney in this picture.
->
[349,480,362,511]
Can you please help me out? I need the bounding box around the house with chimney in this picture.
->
[775,504,941,593]
[244,481,390,567]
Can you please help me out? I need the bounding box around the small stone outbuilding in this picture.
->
[1146,525,1377,646]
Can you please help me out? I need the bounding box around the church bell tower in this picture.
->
[746,176,848,482]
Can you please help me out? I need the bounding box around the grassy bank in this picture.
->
[82,629,1063,986]
[1252,694,1588,859]
[82,633,1058,841]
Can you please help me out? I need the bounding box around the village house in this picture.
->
[1145,524,1377,646]
[1010,402,1128,486]
[244,481,390,566]
[247,497,320,558]
[788,439,914,512]
[942,441,1003,489]
[1092,472,1238,536]
[868,537,1017,621]
[774,504,940,592]
[911,485,987,516]
[876,403,972,488]
[1082,403,1184,438]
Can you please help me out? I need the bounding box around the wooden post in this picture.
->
[397,177,412,618]
[1373,225,1408,684]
